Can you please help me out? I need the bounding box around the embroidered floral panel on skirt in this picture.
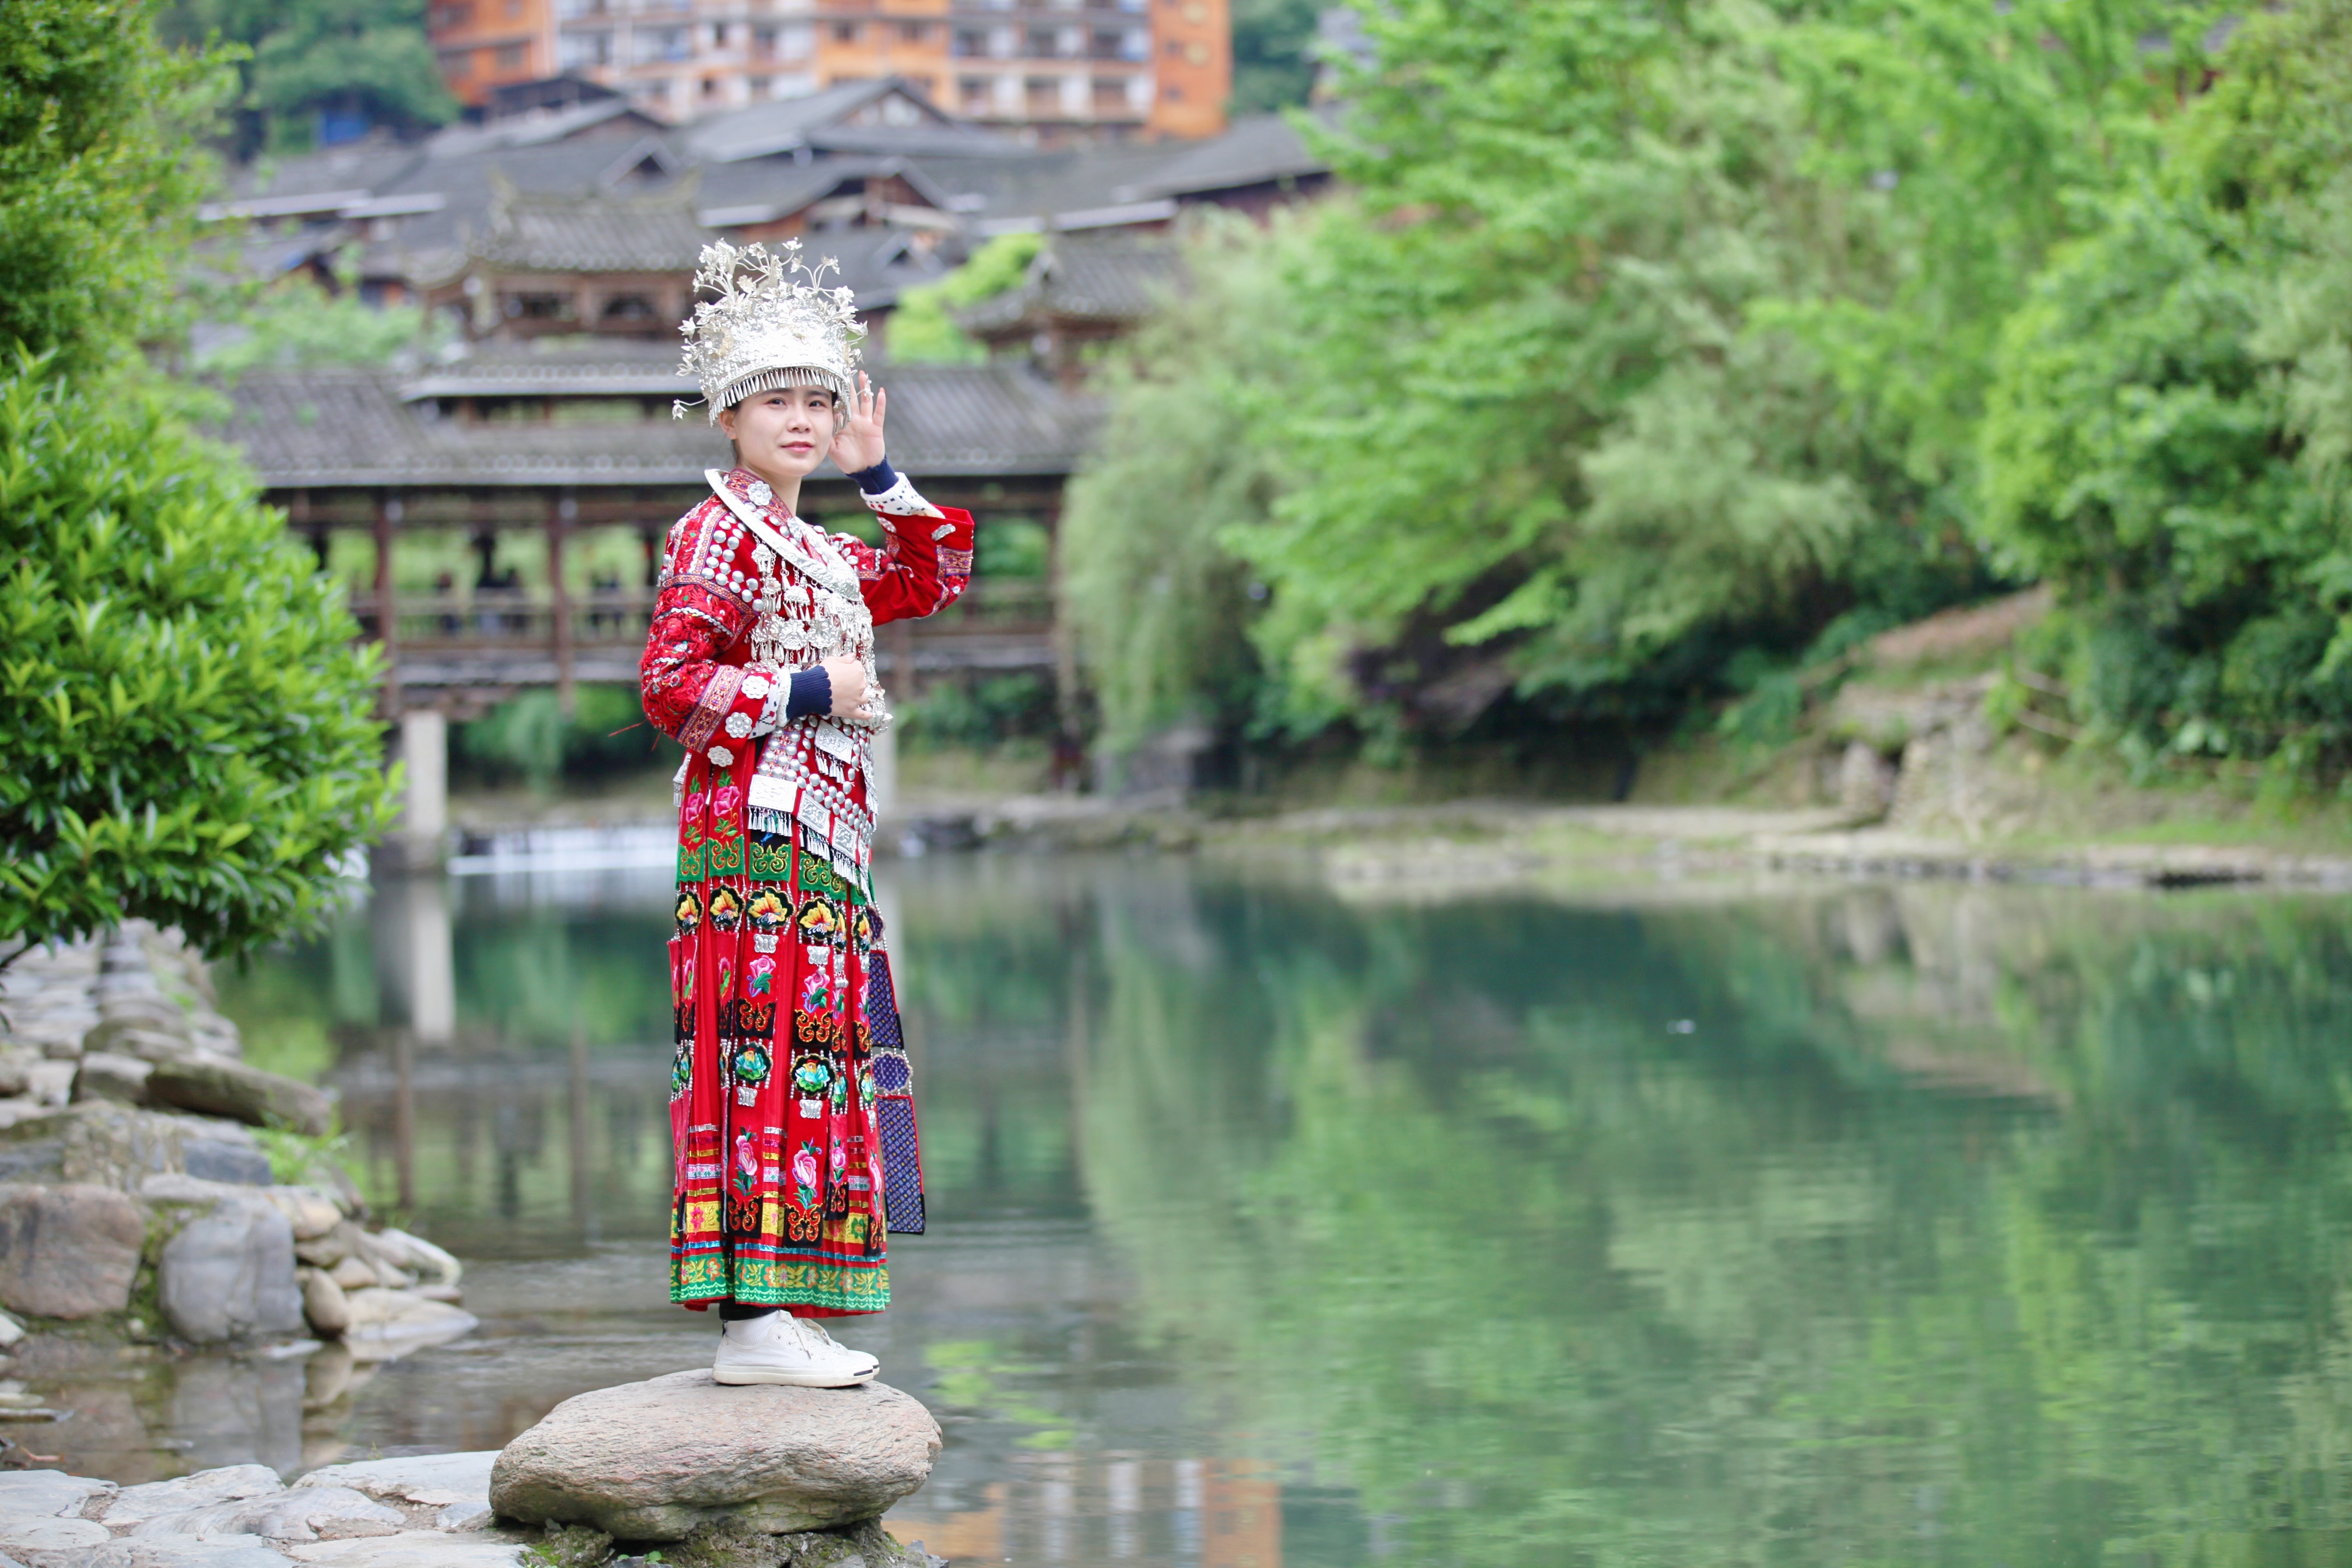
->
[667,758,921,1316]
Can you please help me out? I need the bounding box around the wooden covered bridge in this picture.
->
[215,344,1099,859]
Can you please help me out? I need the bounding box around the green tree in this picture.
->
[163,0,455,154]
[1060,214,1291,752]
[0,358,396,960]
[0,0,229,376]
[1068,0,2197,759]
[1976,0,2352,774]
[1229,0,1321,114]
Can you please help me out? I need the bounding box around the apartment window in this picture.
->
[752,24,776,56]
[832,20,858,42]
[439,47,475,76]
[494,40,527,69]
[601,295,657,322]
[1091,74,1128,108]
[555,29,606,68]
[960,75,991,109]
[1163,82,1182,99]
[705,21,726,48]
[778,23,813,58]
[1163,37,1181,55]
[1119,25,1147,58]
[1026,27,1059,55]
[1024,74,1058,108]
[899,21,926,42]
[635,25,689,61]
[430,2,473,29]
[953,28,985,56]
[556,0,606,16]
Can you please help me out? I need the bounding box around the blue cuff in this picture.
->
[849,458,898,495]
[785,666,831,720]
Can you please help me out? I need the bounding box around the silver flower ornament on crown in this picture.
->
[673,238,866,424]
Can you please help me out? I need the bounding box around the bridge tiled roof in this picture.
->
[958,233,1181,335]
[211,358,1098,488]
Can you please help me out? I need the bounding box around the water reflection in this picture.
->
[134,857,2352,1563]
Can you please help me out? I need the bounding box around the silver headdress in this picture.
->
[674,238,865,425]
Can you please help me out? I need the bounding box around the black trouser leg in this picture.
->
[719,1301,778,1321]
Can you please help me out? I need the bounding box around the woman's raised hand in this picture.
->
[830,373,887,475]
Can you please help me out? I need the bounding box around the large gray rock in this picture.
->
[0,1182,145,1317]
[299,1451,498,1534]
[488,1369,941,1541]
[0,1469,116,1518]
[132,1483,401,1542]
[145,1059,333,1137]
[158,1196,305,1343]
[102,1464,283,1525]
[0,1102,266,1191]
[72,1539,292,1568]
[0,1517,110,1557]
[281,1533,528,1565]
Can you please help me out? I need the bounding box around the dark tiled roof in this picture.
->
[211,361,1097,487]
[678,79,968,164]
[958,233,1180,334]
[1124,113,1328,198]
[471,179,709,273]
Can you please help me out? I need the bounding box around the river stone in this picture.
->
[264,1187,344,1242]
[341,1289,478,1358]
[145,1059,333,1137]
[81,1016,191,1063]
[183,1140,272,1186]
[158,1196,306,1343]
[71,1051,154,1105]
[74,1539,292,1568]
[0,1182,145,1317]
[299,1450,496,1510]
[102,1464,284,1525]
[133,1483,402,1542]
[488,1369,942,1541]
[299,1268,352,1335]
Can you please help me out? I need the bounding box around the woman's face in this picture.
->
[718,386,839,481]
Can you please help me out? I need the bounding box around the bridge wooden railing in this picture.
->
[355,578,1058,695]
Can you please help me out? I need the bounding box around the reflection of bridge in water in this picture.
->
[214,351,1096,856]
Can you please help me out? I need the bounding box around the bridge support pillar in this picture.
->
[377,707,449,873]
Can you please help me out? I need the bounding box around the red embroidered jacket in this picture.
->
[640,466,975,774]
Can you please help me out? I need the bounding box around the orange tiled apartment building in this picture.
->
[428,0,1230,139]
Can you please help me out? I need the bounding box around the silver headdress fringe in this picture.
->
[674,238,865,425]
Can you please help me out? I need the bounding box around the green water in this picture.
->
[190,855,2352,1566]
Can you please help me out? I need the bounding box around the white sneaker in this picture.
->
[712,1312,879,1388]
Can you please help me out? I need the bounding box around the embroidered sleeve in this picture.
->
[832,471,975,626]
[639,497,786,762]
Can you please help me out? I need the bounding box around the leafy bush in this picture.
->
[887,233,1046,365]
[0,356,396,958]
[0,0,229,376]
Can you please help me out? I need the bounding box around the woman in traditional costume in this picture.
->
[639,240,974,1387]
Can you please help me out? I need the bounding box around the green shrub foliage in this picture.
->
[0,358,396,958]
[0,0,227,375]
[1978,0,2352,772]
